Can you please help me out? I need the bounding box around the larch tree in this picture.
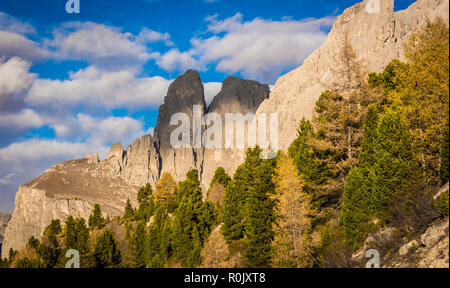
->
[271,153,314,268]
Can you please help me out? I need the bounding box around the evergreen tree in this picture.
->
[88,204,104,228]
[123,199,135,220]
[210,167,231,188]
[244,157,276,268]
[146,205,172,265]
[64,216,77,249]
[130,222,147,268]
[137,183,153,205]
[370,19,449,186]
[341,110,420,249]
[93,230,122,268]
[135,183,155,221]
[222,149,261,242]
[171,169,216,267]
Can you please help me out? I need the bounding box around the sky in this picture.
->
[0,0,416,213]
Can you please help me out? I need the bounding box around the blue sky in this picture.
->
[0,0,415,213]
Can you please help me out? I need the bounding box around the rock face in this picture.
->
[351,183,449,268]
[3,0,449,259]
[1,71,268,256]
[202,76,270,188]
[2,157,138,257]
[154,70,207,181]
[0,212,10,257]
[256,0,450,150]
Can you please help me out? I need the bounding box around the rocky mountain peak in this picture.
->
[202,76,270,189]
[256,0,449,150]
[3,0,448,258]
[107,142,125,160]
[208,76,270,114]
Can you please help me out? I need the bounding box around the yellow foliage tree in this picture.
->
[153,172,177,207]
[392,18,449,185]
[271,152,316,267]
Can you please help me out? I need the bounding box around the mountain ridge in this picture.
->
[2,0,449,257]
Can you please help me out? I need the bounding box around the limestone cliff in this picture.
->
[256,0,449,150]
[3,0,448,259]
[154,70,207,181]
[0,212,10,257]
[2,157,138,257]
[1,70,268,256]
[202,76,270,188]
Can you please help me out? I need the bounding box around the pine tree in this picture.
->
[210,167,231,188]
[130,222,147,268]
[123,199,135,220]
[93,230,122,268]
[207,167,231,209]
[370,19,450,186]
[64,216,77,249]
[171,199,195,266]
[88,204,104,228]
[222,149,261,242]
[341,109,420,249]
[244,157,276,268]
[137,183,153,205]
[146,205,171,265]
[135,183,155,221]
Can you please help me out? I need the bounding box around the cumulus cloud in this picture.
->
[0,30,47,62]
[0,57,36,111]
[137,27,173,46]
[0,109,45,129]
[0,139,105,162]
[157,48,203,72]
[204,82,222,105]
[26,66,173,109]
[0,12,47,62]
[76,114,148,147]
[47,22,171,69]
[0,12,36,35]
[158,13,334,83]
[0,112,150,211]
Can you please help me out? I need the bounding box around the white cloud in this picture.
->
[0,30,47,62]
[0,57,36,111]
[137,27,173,46]
[157,48,203,72]
[0,12,36,35]
[47,22,170,69]
[0,109,45,129]
[0,12,47,62]
[76,114,148,147]
[158,13,334,83]
[0,139,105,162]
[26,66,174,109]
[204,82,222,105]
